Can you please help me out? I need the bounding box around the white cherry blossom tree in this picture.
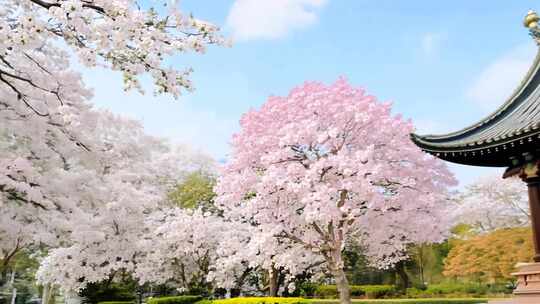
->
[0,110,210,292]
[452,175,529,233]
[1,0,223,293]
[1,0,224,214]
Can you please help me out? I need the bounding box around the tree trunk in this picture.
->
[42,284,50,304]
[332,267,351,304]
[395,261,410,289]
[11,288,17,304]
[47,286,55,304]
[268,266,279,297]
[416,245,426,286]
[9,271,16,304]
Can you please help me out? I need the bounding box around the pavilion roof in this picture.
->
[411,49,540,168]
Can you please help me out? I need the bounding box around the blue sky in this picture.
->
[84,0,540,187]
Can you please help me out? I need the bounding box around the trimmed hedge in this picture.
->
[314,285,396,299]
[405,282,512,298]
[196,297,309,304]
[309,299,488,304]
[147,296,203,304]
[360,286,396,299]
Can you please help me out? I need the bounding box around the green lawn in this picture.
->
[309,299,489,304]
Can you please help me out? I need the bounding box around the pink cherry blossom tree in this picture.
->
[216,78,456,304]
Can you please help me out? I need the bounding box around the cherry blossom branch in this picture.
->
[2,237,22,269]
[0,184,48,210]
[28,0,107,15]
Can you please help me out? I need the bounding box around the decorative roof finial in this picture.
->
[525,10,540,45]
[525,10,540,28]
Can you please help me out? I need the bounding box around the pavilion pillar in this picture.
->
[526,177,540,262]
[508,162,540,304]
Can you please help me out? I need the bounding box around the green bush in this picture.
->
[314,285,395,299]
[81,282,136,304]
[360,285,396,298]
[432,283,487,295]
[404,282,513,299]
[314,285,339,298]
[349,286,366,297]
[147,296,202,304]
[309,299,488,304]
[197,297,309,304]
[298,282,318,297]
[405,288,426,298]
[97,302,134,304]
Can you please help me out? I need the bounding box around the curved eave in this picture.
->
[411,130,540,167]
[415,48,540,143]
[411,47,540,167]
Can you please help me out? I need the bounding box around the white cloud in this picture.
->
[225,0,327,41]
[466,43,537,111]
[420,32,446,57]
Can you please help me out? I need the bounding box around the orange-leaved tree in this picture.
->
[443,227,533,282]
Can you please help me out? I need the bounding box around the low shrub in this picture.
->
[314,285,395,299]
[405,282,511,298]
[425,283,486,296]
[405,288,426,298]
[360,285,396,299]
[314,285,339,298]
[349,286,365,297]
[298,282,318,297]
[147,296,203,304]
[97,302,134,304]
[405,283,513,298]
[81,282,136,304]
[197,297,309,304]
